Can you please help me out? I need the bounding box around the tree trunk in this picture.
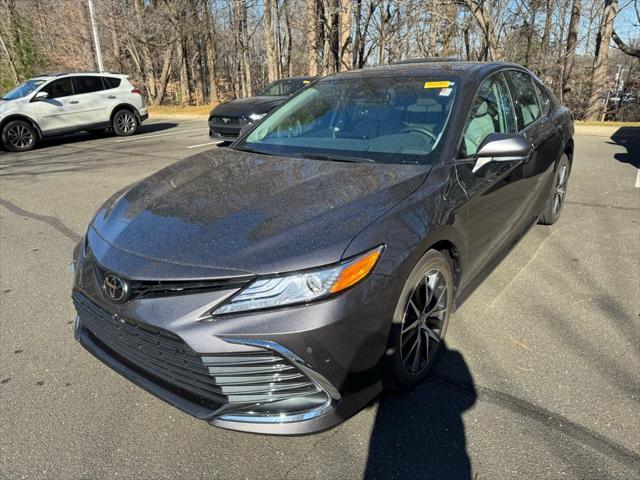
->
[155,44,174,105]
[305,0,319,75]
[538,0,553,72]
[562,0,581,104]
[265,0,280,81]
[339,0,352,70]
[427,0,437,55]
[0,29,19,83]
[462,0,501,60]
[585,0,617,120]
[177,38,191,105]
[206,20,219,103]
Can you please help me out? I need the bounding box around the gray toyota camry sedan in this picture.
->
[72,60,573,434]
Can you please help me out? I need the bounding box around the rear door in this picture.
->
[504,70,563,221]
[33,78,80,133]
[70,76,110,126]
[453,71,525,280]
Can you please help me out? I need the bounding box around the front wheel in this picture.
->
[2,120,37,152]
[384,249,453,390]
[539,154,571,225]
[112,109,138,137]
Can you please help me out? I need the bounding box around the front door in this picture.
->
[34,78,83,133]
[453,71,526,281]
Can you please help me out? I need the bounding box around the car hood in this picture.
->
[211,96,285,117]
[90,148,428,278]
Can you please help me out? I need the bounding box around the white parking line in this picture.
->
[187,141,223,149]
[115,128,205,143]
[636,170,640,188]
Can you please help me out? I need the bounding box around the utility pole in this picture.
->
[87,0,104,72]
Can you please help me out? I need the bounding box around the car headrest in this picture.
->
[473,101,489,118]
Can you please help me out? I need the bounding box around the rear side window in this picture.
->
[103,77,121,89]
[41,78,74,99]
[73,76,104,95]
[507,71,542,129]
[461,72,517,157]
[535,83,551,115]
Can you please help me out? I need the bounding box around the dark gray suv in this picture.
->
[72,61,573,434]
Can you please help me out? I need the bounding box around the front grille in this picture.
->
[210,116,246,127]
[92,259,254,301]
[73,293,321,411]
[74,293,226,406]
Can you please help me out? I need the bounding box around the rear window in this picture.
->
[507,71,542,129]
[73,76,104,94]
[103,77,121,89]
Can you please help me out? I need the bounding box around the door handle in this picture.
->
[107,95,116,99]
[69,100,79,104]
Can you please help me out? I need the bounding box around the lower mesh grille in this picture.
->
[73,292,321,410]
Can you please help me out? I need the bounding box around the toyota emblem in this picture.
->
[103,274,128,303]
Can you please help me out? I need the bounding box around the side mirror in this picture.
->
[472,133,532,174]
[33,91,49,102]
[239,124,253,137]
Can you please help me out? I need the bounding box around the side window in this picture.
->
[103,77,121,89]
[461,72,517,157]
[507,71,543,129]
[535,83,551,116]
[73,76,104,95]
[41,78,74,99]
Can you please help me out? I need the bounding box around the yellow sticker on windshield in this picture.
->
[424,81,452,89]
[303,80,311,84]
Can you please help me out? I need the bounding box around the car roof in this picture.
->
[276,76,319,81]
[325,61,526,85]
[30,72,127,81]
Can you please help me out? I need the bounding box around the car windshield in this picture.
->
[236,76,457,164]
[1,79,47,100]
[258,79,311,97]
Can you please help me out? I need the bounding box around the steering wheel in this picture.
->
[278,118,302,138]
[399,127,438,143]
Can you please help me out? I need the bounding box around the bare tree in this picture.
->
[562,0,582,103]
[585,0,618,120]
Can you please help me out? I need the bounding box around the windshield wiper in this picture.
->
[232,146,276,156]
[301,153,375,163]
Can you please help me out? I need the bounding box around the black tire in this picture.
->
[111,109,138,137]
[383,249,454,391]
[539,154,571,225]
[2,120,37,152]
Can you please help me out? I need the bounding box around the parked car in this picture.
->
[72,61,573,435]
[0,72,147,152]
[208,76,317,139]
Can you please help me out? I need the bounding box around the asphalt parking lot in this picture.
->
[0,119,638,480]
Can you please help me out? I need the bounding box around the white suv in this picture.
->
[0,72,148,152]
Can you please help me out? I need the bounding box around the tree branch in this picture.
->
[612,29,640,57]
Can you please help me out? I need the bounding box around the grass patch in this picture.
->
[574,120,640,127]
[148,104,216,117]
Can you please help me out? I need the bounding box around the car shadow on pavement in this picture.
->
[609,127,639,168]
[364,344,476,480]
[29,122,179,151]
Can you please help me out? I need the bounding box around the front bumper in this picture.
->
[72,254,396,434]
[208,115,248,140]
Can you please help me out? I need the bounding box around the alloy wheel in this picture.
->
[400,269,448,374]
[553,163,568,217]
[116,112,136,133]
[6,124,34,150]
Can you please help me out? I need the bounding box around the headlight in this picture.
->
[213,246,383,315]
[249,113,267,122]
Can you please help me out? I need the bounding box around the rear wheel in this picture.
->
[539,154,571,225]
[384,249,453,390]
[2,120,37,152]
[112,109,138,136]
